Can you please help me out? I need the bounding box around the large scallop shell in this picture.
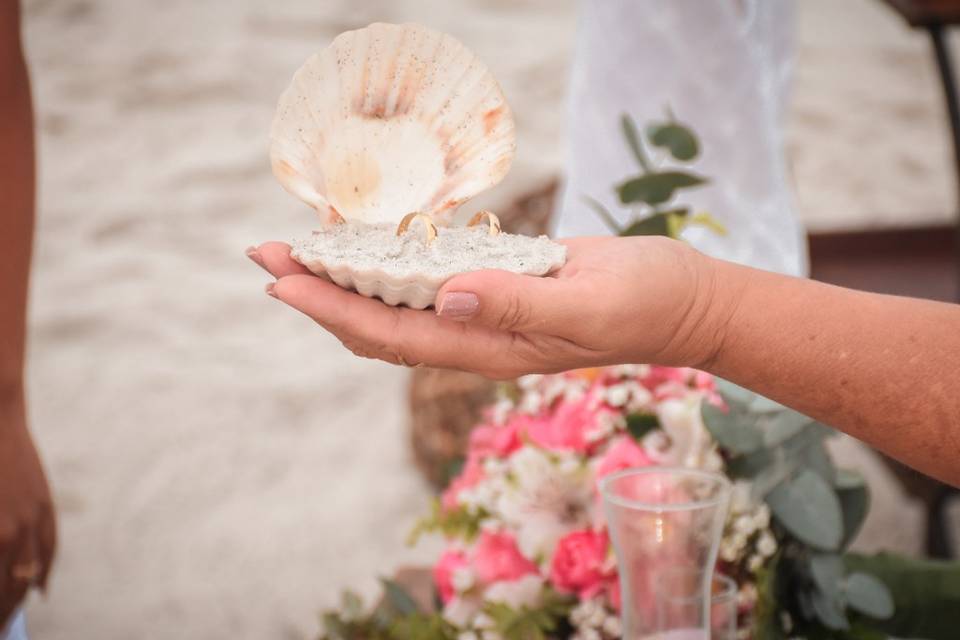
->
[270,23,516,226]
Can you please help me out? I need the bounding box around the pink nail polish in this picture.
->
[437,292,479,320]
[265,282,278,299]
[245,246,266,269]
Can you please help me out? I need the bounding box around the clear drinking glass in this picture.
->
[601,468,732,640]
[660,570,738,640]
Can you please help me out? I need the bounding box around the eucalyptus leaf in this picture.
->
[751,395,789,414]
[836,468,866,490]
[811,587,851,630]
[620,213,670,237]
[646,122,700,161]
[702,402,763,455]
[725,447,775,480]
[801,440,837,486]
[617,171,707,206]
[760,411,811,447]
[621,113,652,172]
[845,573,894,619]
[845,552,960,639]
[809,553,845,601]
[766,470,843,550]
[714,379,756,406]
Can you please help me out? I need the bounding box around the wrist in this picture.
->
[656,247,746,371]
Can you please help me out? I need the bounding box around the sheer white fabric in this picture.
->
[555,0,807,276]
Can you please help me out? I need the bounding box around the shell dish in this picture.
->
[271,23,566,308]
[270,22,516,226]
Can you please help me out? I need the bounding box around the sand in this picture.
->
[18,0,944,638]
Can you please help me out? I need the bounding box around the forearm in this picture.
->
[0,1,34,397]
[700,256,960,486]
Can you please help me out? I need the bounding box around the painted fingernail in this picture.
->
[245,246,266,270]
[437,292,479,320]
[265,282,278,299]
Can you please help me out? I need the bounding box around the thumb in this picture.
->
[435,269,581,334]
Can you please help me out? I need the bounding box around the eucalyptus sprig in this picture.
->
[704,380,895,638]
[586,111,726,240]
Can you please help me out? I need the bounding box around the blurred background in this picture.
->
[17,0,959,637]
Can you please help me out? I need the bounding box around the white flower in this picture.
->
[452,567,476,593]
[737,583,758,609]
[481,632,503,640]
[497,447,594,559]
[519,390,543,415]
[656,396,713,468]
[472,613,495,629]
[483,575,544,609]
[753,504,771,530]
[443,597,481,627]
[489,399,514,425]
[757,530,777,557]
[602,615,622,638]
[604,384,631,407]
[458,632,479,640]
[733,515,755,536]
[747,554,763,572]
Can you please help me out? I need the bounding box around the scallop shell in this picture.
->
[270,22,516,226]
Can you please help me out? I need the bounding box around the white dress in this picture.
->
[554,0,807,276]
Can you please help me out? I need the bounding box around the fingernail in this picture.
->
[265,282,278,299]
[245,246,266,270]
[437,292,479,320]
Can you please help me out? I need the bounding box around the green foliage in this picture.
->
[589,112,722,241]
[705,380,899,639]
[845,553,960,640]
[647,122,700,160]
[617,171,707,206]
[483,588,574,640]
[407,499,487,546]
[625,412,659,441]
[767,471,843,551]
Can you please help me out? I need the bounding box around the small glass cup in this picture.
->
[601,467,732,640]
[660,570,738,640]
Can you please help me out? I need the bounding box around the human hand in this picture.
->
[0,390,55,627]
[248,235,721,379]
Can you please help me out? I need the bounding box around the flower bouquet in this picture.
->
[320,117,960,640]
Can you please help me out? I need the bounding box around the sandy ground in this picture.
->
[17,0,948,638]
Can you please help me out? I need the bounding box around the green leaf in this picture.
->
[801,439,837,486]
[646,122,700,161]
[810,553,845,601]
[811,587,851,630]
[845,572,894,620]
[837,475,869,548]
[621,113,652,172]
[620,213,670,237]
[715,379,756,406]
[760,411,811,447]
[766,469,843,550]
[380,578,420,616]
[617,171,708,206]
[626,413,659,441]
[725,447,775,479]
[844,552,960,639]
[751,395,789,414]
[582,196,622,234]
[702,401,763,455]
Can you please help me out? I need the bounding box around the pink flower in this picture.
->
[469,420,521,458]
[523,397,607,453]
[434,549,469,604]
[441,454,484,512]
[473,530,539,585]
[549,529,611,599]
[693,370,724,407]
[595,436,655,483]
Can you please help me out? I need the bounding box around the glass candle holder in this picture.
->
[600,468,731,640]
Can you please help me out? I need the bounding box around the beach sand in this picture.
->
[19,0,944,637]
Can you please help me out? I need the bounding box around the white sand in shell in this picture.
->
[291,223,567,280]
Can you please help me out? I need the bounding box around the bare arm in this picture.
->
[0,0,34,393]
[249,235,960,486]
[0,0,56,625]
[706,258,960,487]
